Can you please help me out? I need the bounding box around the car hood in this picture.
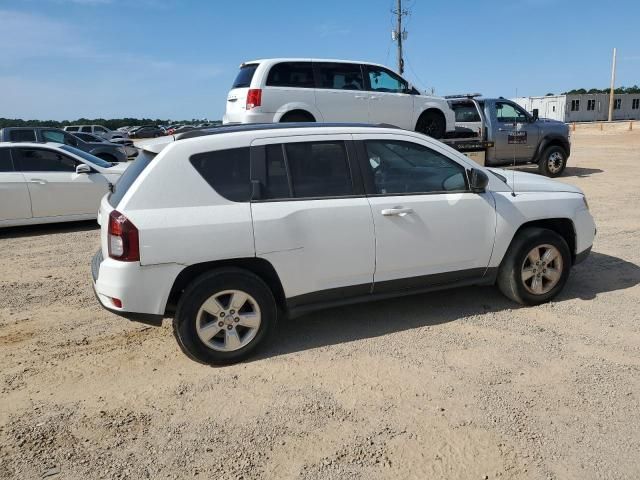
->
[488,168,583,194]
[104,162,129,174]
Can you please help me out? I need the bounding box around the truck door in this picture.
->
[493,101,540,163]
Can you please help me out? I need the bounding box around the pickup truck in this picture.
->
[442,95,571,177]
[0,127,129,163]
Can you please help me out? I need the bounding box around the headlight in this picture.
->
[582,196,590,210]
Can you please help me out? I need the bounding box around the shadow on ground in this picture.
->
[258,251,639,360]
[0,220,99,239]
[503,165,604,178]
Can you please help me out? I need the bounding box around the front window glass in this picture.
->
[13,148,77,172]
[42,130,65,144]
[364,140,467,194]
[366,67,407,93]
[60,145,112,168]
[495,102,528,123]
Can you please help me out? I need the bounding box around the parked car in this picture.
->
[91,123,595,365]
[0,142,128,228]
[443,95,572,176]
[172,125,198,135]
[72,132,138,158]
[129,126,164,138]
[223,58,455,138]
[165,125,183,135]
[0,127,128,163]
[64,125,129,141]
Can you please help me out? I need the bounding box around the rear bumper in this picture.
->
[222,110,275,125]
[91,250,181,326]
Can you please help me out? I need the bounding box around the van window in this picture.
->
[263,141,353,199]
[266,62,314,88]
[365,66,408,93]
[315,63,364,90]
[190,147,251,202]
[66,126,79,132]
[9,130,37,142]
[0,148,14,172]
[80,126,92,133]
[232,64,258,89]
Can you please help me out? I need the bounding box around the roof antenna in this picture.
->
[511,87,518,197]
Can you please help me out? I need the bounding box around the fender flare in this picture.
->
[534,134,571,163]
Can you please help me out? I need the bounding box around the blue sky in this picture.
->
[1,0,638,120]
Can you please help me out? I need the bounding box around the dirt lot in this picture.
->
[1,130,639,480]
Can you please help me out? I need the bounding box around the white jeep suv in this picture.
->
[223,59,455,139]
[92,123,595,365]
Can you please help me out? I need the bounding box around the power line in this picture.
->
[391,0,409,74]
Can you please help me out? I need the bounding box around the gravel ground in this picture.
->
[1,129,639,480]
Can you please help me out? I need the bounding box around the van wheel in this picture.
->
[416,110,446,139]
[280,111,314,123]
[173,268,277,365]
[497,227,571,305]
[538,146,567,177]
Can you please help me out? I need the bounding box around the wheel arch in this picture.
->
[507,218,577,263]
[165,257,286,315]
[534,135,570,163]
[273,103,321,123]
[414,107,446,132]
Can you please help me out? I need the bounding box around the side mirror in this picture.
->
[469,168,489,193]
[76,164,91,174]
[532,109,539,121]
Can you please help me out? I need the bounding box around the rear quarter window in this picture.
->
[189,147,251,202]
[266,62,314,88]
[108,150,156,207]
[232,64,258,89]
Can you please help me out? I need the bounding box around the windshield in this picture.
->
[60,145,114,168]
[232,64,258,89]
[108,150,156,207]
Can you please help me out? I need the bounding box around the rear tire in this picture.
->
[497,227,571,305]
[173,268,277,365]
[416,110,446,139]
[537,145,567,177]
[280,111,314,123]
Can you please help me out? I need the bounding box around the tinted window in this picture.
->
[264,144,291,199]
[495,102,528,123]
[315,63,364,90]
[80,126,92,133]
[9,130,36,142]
[190,148,251,202]
[42,130,66,144]
[285,141,353,198]
[95,126,108,133]
[232,64,258,89]
[366,66,407,93]
[452,103,481,122]
[108,150,156,207]
[13,148,77,172]
[266,62,314,88]
[364,140,467,194]
[0,149,14,172]
[60,145,112,168]
[65,126,79,132]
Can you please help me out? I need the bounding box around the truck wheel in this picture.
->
[416,110,446,139]
[497,227,571,305]
[538,146,567,177]
[173,268,277,365]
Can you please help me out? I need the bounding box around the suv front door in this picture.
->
[363,65,414,130]
[354,134,496,291]
[492,101,540,162]
[313,62,369,123]
[250,135,375,306]
[13,147,109,217]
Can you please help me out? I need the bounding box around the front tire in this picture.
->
[497,228,571,305]
[538,145,567,177]
[173,268,277,365]
[416,110,446,139]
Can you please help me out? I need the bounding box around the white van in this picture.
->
[223,58,455,139]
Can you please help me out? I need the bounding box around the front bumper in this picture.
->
[91,250,179,327]
[574,245,592,265]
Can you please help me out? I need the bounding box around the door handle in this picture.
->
[29,179,47,185]
[381,207,413,217]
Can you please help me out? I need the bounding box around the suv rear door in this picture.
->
[250,135,375,305]
[0,148,32,222]
[313,62,369,123]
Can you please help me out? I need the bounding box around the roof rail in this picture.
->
[174,122,401,141]
[444,93,483,99]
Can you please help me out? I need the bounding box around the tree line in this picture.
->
[0,117,221,130]
[545,85,640,96]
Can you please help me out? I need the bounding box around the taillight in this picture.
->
[246,89,262,110]
[108,210,140,261]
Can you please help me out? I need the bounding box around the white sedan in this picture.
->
[0,142,129,228]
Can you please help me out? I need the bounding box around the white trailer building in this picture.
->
[513,93,640,122]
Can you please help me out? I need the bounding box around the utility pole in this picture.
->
[392,0,407,75]
[608,47,617,122]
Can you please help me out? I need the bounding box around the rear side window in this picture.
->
[0,148,14,172]
[266,62,314,88]
[264,141,353,199]
[108,150,156,207]
[9,130,36,142]
[80,126,92,133]
[232,64,258,89]
[190,147,251,202]
[315,63,364,90]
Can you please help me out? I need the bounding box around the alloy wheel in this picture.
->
[521,244,564,295]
